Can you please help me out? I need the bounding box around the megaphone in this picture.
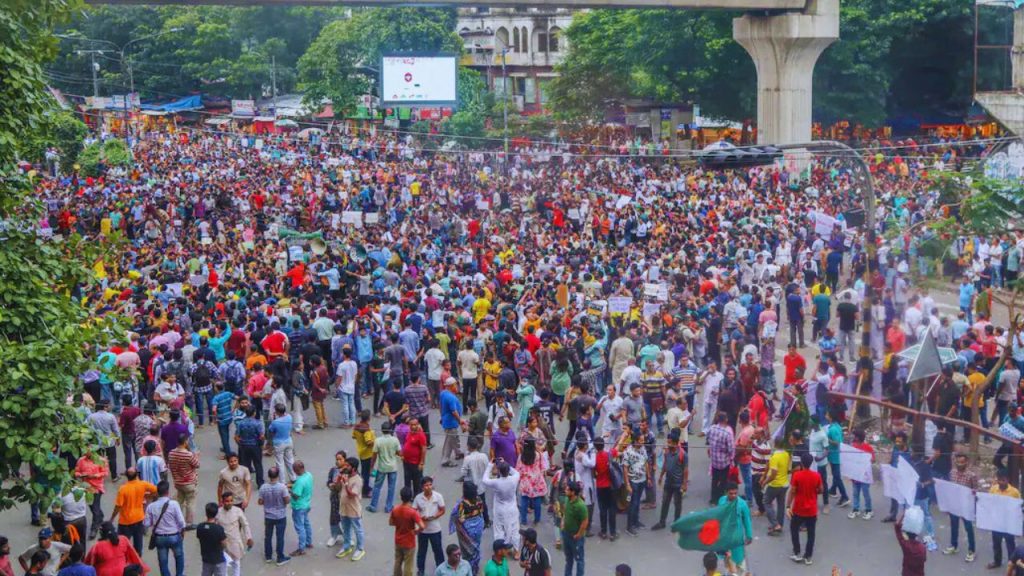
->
[310,238,327,255]
[349,243,367,262]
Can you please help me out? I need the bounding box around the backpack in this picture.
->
[223,361,245,389]
[193,362,213,387]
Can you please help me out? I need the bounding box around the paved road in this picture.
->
[0,283,1010,576]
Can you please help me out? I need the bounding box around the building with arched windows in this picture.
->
[457,7,573,114]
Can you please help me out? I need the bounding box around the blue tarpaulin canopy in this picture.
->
[140,95,202,112]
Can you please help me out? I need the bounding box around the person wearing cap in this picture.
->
[483,540,511,576]
[481,458,521,553]
[518,528,551,576]
[18,529,69,576]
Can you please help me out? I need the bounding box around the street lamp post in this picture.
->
[119,29,182,136]
[781,140,876,428]
[61,29,181,135]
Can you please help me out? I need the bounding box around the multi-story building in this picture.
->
[457,7,574,114]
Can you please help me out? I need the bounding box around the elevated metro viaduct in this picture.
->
[89,0,841,145]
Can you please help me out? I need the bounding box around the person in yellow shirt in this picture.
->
[760,439,791,536]
[483,353,502,399]
[471,289,491,324]
[989,469,1021,569]
[963,363,989,430]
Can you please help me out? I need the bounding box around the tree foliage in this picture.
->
[297,7,463,116]
[18,110,89,172]
[549,0,981,126]
[78,139,133,177]
[1,0,121,510]
[48,6,349,100]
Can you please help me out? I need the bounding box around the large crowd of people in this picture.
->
[8,126,1024,576]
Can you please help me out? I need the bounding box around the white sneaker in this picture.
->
[790,554,804,563]
[862,511,873,520]
[847,511,860,519]
[327,536,339,547]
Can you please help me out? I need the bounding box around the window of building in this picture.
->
[537,31,549,53]
[521,27,529,53]
[513,27,520,53]
[496,27,509,51]
[524,77,537,105]
[549,27,561,52]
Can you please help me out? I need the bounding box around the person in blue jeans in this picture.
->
[144,481,186,576]
[210,384,236,456]
[847,429,873,520]
[257,466,291,566]
[825,409,850,507]
[290,461,314,555]
[561,481,588,576]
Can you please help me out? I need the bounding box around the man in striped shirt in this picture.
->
[673,354,698,432]
[750,427,772,516]
[167,433,200,528]
[404,375,433,448]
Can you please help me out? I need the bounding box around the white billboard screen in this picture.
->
[381,55,458,106]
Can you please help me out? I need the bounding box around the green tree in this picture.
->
[1,0,122,511]
[48,6,348,100]
[548,10,754,124]
[298,7,463,116]
[550,0,979,127]
[18,110,89,172]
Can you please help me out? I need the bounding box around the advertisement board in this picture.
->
[381,54,458,107]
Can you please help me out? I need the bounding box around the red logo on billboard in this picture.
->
[404,72,413,83]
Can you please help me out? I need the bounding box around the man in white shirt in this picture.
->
[335,349,359,427]
[619,359,642,396]
[412,477,446,576]
[665,396,692,448]
[424,341,447,406]
[596,384,625,445]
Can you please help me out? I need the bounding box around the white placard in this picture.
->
[166,282,183,297]
[934,479,976,522]
[201,237,213,245]
[475,199,489,210]
[342,211,363,226]
[254,138,264,150]
[643,283,668,302]
[567,208,580,220]
[615,195,630,210]
[288,245,304,262]
[642,302,662,319]
[608,296,632,314]
[977,492,1023,536]
[277,307,292,319]
[896,456,920,506]
[365,213,380,224]
[839,443,873,484]
[881,464,900,501]
[432,310,446,327]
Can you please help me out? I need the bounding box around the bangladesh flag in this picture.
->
[670,499,745,553]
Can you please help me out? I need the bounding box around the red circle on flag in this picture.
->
[698,519,721,546]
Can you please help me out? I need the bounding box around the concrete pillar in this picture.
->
[1012,8,1024,89]
[733,0,839,145]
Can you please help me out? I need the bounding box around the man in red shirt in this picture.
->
[390,487,424,576]
[786,453,822,566]
[402,418,428,495]
[782,345,806,386]
[591,437,616,540]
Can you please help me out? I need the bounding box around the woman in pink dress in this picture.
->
[84,523,147,576]
[515,437,549,526]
